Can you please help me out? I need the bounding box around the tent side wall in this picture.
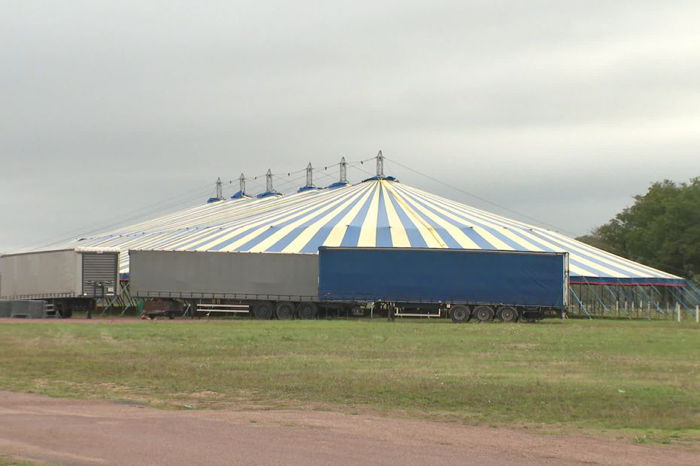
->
[567,282,699,319]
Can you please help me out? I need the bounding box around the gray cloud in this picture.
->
[1,0,700,251]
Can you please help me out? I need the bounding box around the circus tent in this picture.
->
[58,169,683,288]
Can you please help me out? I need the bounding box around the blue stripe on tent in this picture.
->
[186,227,243,251]
[495,228,617,277]
[408,208,462,249]
[375,184,393,247]
[525,229,650,279]
[399,185,678,280]
[235,190,365,252]
[395,193,597,273]
[340,190,375,247]
[206,224,278,251]
[93,232,150,248]
[142,227,212,250]
[178,195,321,250]
[297,189,381,253]
[149,231,209,251]
[530,229,674,279]
[394,186,496,249]
[388,188,460,248]
[489,227,555,253]
[183,218,258,250]
[568,258,613,278]
[396,187,622,275]
[397,186,528,234]
[392,184,523,250]
[148,230,199,251]
[192,193,346,251]
[385,191,427,248]
[265,190,367,252]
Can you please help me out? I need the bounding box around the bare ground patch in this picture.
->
[1,391,698,466]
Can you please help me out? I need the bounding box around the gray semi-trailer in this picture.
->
[129,247,569,322]
[0,248,120,317]
[129,249,321,319]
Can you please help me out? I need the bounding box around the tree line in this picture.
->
[577,177,700,284]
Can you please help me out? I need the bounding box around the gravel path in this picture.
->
[0,392,697,465]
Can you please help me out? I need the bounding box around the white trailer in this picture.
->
[0,248,120,317]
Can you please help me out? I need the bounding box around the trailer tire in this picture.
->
[297,302,318,320]
[275,302,295,320]
[252,301,274,320]
[497,306,518,323]
[450,305,470,323]
[474,305,495,322]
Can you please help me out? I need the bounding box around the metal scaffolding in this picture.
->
[568,282,700,320]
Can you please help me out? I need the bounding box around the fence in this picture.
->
[568,282,700,320]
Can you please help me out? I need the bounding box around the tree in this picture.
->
[577,178,700,284]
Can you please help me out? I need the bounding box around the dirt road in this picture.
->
[0,392,697,465]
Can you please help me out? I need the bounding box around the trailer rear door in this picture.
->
[81,252,119,297]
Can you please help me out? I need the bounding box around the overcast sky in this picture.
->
[1,0,699,252]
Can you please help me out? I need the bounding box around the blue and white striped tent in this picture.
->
[61,177,683,286]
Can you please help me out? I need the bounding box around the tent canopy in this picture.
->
[62,178,683,285]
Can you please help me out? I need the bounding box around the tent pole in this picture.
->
[569,286,592,319]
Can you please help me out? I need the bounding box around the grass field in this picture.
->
[1,319,698,443]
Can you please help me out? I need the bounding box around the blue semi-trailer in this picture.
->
[318,247,569,322]
[129,247,569,322]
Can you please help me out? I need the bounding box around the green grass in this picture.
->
[1,319,698,441]
[0,457,36,466]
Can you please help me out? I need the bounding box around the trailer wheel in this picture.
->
[497,306,518,323]
[449,305,470,323]
[252,301,274,320]
[297,302,318,320]
[474,305,495,322]
[275,302,295,320]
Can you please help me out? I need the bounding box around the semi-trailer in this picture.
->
[129,247,569,322]
[0,248,120,317]
[319,247,569,322]
[129,249,323,319]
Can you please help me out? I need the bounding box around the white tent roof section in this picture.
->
[61,178,683,285]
